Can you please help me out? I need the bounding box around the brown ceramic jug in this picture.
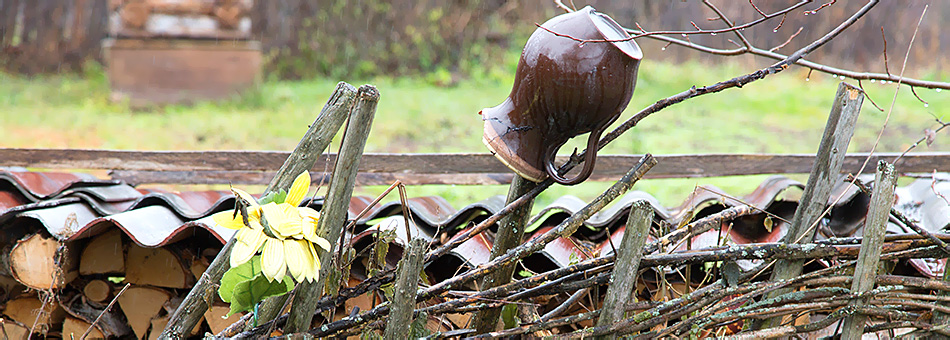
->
[481,6,642,185]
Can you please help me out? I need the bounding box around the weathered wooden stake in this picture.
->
[762,82,863,327]
[841,161,896,339]
[284,85,380,333]
[596,200,653,338]
[472,175,538,333]
[383,238,427,340]
[936,260,950,328]
[160,82,357,338]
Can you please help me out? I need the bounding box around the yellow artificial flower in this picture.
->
[211,171,332,283]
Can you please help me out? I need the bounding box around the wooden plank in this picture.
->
[841,161,896,339]
[108,170,519,186]
[764,82,864,328]
[285,85,380,332]
[250,81,356,325]
[4,148,950,179]
[597,200,654,331]
[472,175,538,333]
[383,238,427,340]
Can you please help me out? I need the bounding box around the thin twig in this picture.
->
[553,0,572,13]
[81,283,130,340]
[910,85,930,106]
[857,79,885,111]
[397,183,415,240]
[539,0,809,43]
[774,13,788,32]
[343,180,402,233]
[932,170,950,206]
[805,0,837,15]
[695,186,791,224]
[622,12,950,90]
[749,0,767,17]
[703,0,752,49]
[895,116,949,164]
[770,27,803,52]
[881,26,891,76]
[540,288,589,321]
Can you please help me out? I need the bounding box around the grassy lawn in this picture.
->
[1,61,947,210]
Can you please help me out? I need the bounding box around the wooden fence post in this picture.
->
[935,261,950,329]
[383,238,427,340]
[471,175,538,333]
[596,200,653,338]
[762,82,863,327]
[160,82,357,338]
[284,85,380,333]
[841,161,896,339]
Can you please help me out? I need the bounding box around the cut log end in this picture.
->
[79,229,126,276]
[4,296,65,332]
[83,279,112,303]
[10,233,77,290]
[117,286,172,340]
[62,316,105,339]
[125,244,192,289]
[0,320,29,340]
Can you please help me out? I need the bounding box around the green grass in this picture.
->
[1,61,948,211]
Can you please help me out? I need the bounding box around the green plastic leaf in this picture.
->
[219,256,262,303]
[501,303,519,329]
[258,189,287,205]
[228,273,294,317]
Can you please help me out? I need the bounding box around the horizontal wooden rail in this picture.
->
[1,148,947,185]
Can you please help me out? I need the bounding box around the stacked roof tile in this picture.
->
[2,168,948,281]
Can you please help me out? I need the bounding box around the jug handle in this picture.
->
[544,128,602,185]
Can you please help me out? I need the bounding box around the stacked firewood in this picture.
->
[1,230,241,339]
[110,0,252,38]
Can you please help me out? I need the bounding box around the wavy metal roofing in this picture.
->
[1,169,948,279]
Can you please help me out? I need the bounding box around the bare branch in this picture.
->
[774,13,788,32]
[857,79,886,111]
[882,26,892,76]
[703,0,752,49]
[749,0,767,17]
[539,0,809,43]
[604,3,950,90]
[911,86,930,106]
[805,0,838,15]
[770,27,803,52]
[895,116,950,163]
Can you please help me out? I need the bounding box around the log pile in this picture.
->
[110,0,252,39]
[0,229,236,339]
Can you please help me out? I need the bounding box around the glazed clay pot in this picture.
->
[481,6,642,185]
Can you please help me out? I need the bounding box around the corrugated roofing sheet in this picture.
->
[0,169,948,278]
